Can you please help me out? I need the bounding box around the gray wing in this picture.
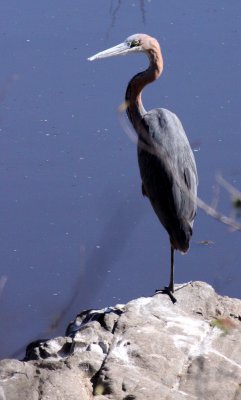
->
[138,108,198,251]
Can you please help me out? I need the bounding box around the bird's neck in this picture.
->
[125,46,163,131]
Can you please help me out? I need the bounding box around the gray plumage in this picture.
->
[137,108,198,253]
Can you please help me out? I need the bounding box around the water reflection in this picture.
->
[49,193,145,331]
[107,0,147,38]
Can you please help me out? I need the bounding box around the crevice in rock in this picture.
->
[23,339,49,361]
[90,342,112,396]
[90,308,124,396]
[111,319,119,334]
[33,361,65,371]
[37,376,44,400]
[230,313,241,322]
[66,306,124,337]
[57,341,74,358]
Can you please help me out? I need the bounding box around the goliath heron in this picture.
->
[88,34,198,298]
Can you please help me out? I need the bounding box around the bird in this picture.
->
[88,33,198,298]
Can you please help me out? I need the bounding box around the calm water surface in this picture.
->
[0,1,240,358]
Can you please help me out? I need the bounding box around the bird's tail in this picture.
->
[169,219,192,253]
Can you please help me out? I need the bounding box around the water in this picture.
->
[0,0,240,359]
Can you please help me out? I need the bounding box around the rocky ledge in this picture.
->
[1,281,241,400]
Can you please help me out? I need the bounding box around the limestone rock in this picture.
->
[1,282,241,399]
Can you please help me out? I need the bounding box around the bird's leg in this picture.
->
[168,246,175,293]
[155,246,176,303]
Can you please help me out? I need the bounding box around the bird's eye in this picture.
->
[129,39,140,48]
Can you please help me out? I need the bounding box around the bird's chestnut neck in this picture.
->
[125,45,163,129]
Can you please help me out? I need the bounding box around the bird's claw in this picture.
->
[155,286,177,304]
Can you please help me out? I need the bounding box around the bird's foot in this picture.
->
[154,286,177,304]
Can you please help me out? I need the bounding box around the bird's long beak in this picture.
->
[88,42,130,61]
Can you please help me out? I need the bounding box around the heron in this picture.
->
[88,34,198,299]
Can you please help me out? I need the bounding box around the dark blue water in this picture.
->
[0,1,240,358]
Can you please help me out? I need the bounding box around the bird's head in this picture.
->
[88,33,160,61]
